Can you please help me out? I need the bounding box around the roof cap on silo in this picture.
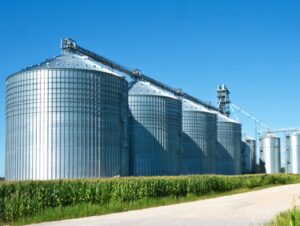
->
[210,110,240,124]
[182,98,214,113]
[290,131,300,136]
[13,52,121,77]
[242,135,255,141]
[265,132,279,138]
[129,80,179,99]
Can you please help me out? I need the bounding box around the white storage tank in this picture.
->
[288,132,300,174]
[260,133,281,174]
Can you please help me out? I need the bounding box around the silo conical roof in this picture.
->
[12,52,120,77]
[265,133,279,138]
[210,110,240,124]
[290,131,300,136]
[243,135,255,141]
[129,80,178,99]
[182,98,214,113]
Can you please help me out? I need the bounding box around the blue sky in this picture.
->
[0,0,300,176]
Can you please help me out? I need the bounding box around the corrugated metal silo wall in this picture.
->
[129,95,182,176]
[182,111,217,174]
[241,140,256,174]
[259,138,266,173]
[5,69,128,180]
[216,122,242,175]
[286,135,291,173]
[262,137,281,174]
[241,141,248,173]
[290,134,300,174]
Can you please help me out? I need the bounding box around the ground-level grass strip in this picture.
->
[11,185,285,226]
[267,206,300,226]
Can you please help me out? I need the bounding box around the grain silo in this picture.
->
[181,98,217,175]
[5,51,129,180]
[241,136,256,174]
[286,134,291,174]
[260,133,281,174]
[214,112,242,175]
[128,81,182,176]
[287,132,300,174]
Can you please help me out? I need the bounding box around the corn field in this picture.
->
[0,174,299,223]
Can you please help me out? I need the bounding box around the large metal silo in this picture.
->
[214,113,242,175]
[5,52,128,180]
[260,133,281,174]
[128,81,182,176]
[241,136,256,174]
[181,98,217,175]
[288,132,300,174]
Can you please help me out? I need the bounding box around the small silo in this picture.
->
[128,81,182,176]
[214,112,242,175]
[5,51,129,180]
[260,133,281,174]
[288,132,300,174]
[286,135,291,174]
[241,136,256,174]
[181,98,217,175]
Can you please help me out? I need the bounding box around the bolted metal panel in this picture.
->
[215,114,241,175]
[286,135,291,174]
[5,53,128,181]
[288,132,300,174]
[241,136,256,174]
[260,133,281,174]
[181,99,217,175]
[128,81,182,176]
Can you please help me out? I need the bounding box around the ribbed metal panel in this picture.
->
[181,99,217,175]
[260,133,281,174]
[216,114,241,175]
[241,137,256,174]
[286,135,291,174]
[288,132,300,174]
[128,81,182,176]
[5,53,128,180]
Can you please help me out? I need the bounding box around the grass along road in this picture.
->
[28,183,300,226]
[11,186,273,225]
[268,206,300,226]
